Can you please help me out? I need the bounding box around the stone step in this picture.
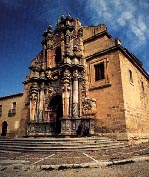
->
[0,141,125,147]
[0,144,128,152]
[0,136,113,142]
[0,137,118,143]
[0,137,128,152]
[0,142,125,149]
[0,140,115,145]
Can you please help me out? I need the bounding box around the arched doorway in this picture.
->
[49,95,63,134]
[1,121,8,136]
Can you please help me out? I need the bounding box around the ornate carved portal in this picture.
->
[26,14,96,137]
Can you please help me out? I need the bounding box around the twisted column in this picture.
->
[73,70,79,117]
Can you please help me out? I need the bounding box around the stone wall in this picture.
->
[83,25,126,136]
[17,84,30,137]
[83,25,107,40]
[86,49,126,135]
[119,51,149,141]
[83,26,115,58]
[0,93,24,137]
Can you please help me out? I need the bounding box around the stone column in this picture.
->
[73,70,79,117]
[38,82,45,121]
[38,89,44,121]
[29,83,38,121]
[30,93,38,121]
[62,82,70,117]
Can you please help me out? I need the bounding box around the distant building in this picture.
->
[0,14,149,142]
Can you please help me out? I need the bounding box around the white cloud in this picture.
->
[127,14,148,48]
[98,0,112,20]
[85,0,149,48]
[138,16,147,31]
[117,11,133,26]
[114,0,121,7]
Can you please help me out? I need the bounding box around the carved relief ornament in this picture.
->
[82,98,97,116]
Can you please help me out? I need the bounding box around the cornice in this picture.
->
[0,93,23,100]
[86,45,149,80]
[83,30,111,44]
[89,83,112,91]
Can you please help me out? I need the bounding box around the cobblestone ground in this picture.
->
[0,161,149,177]
[0,142,148,177]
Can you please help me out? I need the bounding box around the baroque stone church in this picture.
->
[0,14,149,142]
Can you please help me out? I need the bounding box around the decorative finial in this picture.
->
[47,24,52,32]
[61,14,65,21]
[66,13,71,20]
[56,19,61,27]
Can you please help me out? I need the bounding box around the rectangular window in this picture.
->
[12,102,16,109]
[129,70,133,83]
[0,105,2,117]
[8,102,16,117]
[94,62,105,81]
[141,81,144,92]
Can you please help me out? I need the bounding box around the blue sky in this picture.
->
[0,0,149,97]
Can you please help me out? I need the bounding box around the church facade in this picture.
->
[0,14,149,142]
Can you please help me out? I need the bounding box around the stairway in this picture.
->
[0,137,128,152]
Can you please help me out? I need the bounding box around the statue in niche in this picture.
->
[44,87,54,107]
[63,69,71,79]
[80,80,86,98]
[45,70,52,79]
[30,93,38,121]
[73,69,78,79]
[78,28,83,38]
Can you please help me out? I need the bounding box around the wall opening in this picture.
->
[1,121,8,136]
[55,47,62,65]
[129,69,133,83]
[94,62,105,81]
[49,95,63,134]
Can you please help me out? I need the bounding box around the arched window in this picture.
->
[55,47,62,65]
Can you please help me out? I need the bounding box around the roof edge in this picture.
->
[86,45,149,80]
[0,92,23,100]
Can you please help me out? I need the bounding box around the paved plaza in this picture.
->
[0,142,149,176]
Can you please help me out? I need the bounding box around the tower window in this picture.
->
[12,102,16,110]
[94,62,105,81]
[141,81,144,92]
[129,70,133,83]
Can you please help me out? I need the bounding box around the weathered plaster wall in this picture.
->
[0,93,24,137]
